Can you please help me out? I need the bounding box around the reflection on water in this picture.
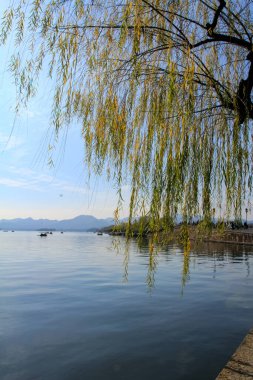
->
[118,237,253,292]
[0,232,253,380]
[146,249,158,290]
[182,250,191,290]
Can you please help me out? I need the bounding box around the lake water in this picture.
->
[0,232,253,380]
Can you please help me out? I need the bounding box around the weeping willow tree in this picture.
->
[1,0,253,230]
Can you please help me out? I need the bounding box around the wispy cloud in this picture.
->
[6,166,87,194]
[0,177,42,191]
[0,132,24,152]
[18,107,43,120]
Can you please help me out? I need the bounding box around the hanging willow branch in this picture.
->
[1,0,253,229]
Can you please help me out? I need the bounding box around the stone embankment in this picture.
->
[216,329,253,379]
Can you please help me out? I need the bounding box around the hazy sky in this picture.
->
[0,0,131,220]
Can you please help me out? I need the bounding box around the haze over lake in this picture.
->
[1,232,253,380]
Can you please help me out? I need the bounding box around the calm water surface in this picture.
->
[0,232,253,380]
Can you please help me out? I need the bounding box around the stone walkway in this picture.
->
[216,329,253,379]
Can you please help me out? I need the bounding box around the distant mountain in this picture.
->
[0,215,114,231]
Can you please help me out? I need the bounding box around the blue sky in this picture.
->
[0,1,131,220]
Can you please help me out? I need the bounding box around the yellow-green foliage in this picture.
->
[1,1,253,229]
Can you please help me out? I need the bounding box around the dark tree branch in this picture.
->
[236,52,253,123]
[203,1,251,49]
[201,0,253,123]
[55,1,253,124]
[206,32,251,50]
[206,0,226,34]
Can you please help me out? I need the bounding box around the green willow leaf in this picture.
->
[1,0,253,231]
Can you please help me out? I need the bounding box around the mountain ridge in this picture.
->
[0,215,114,231]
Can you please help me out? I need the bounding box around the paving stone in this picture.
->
[216,330,253,379]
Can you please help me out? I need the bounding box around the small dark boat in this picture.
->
[39,233,47,237]
[97,232,103,236]
[61,231,63,234]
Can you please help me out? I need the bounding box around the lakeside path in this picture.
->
[215,329,253,379]
[190,228,253,246]
[108,227,253,245]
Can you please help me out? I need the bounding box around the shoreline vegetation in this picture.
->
[101,220,253,246]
